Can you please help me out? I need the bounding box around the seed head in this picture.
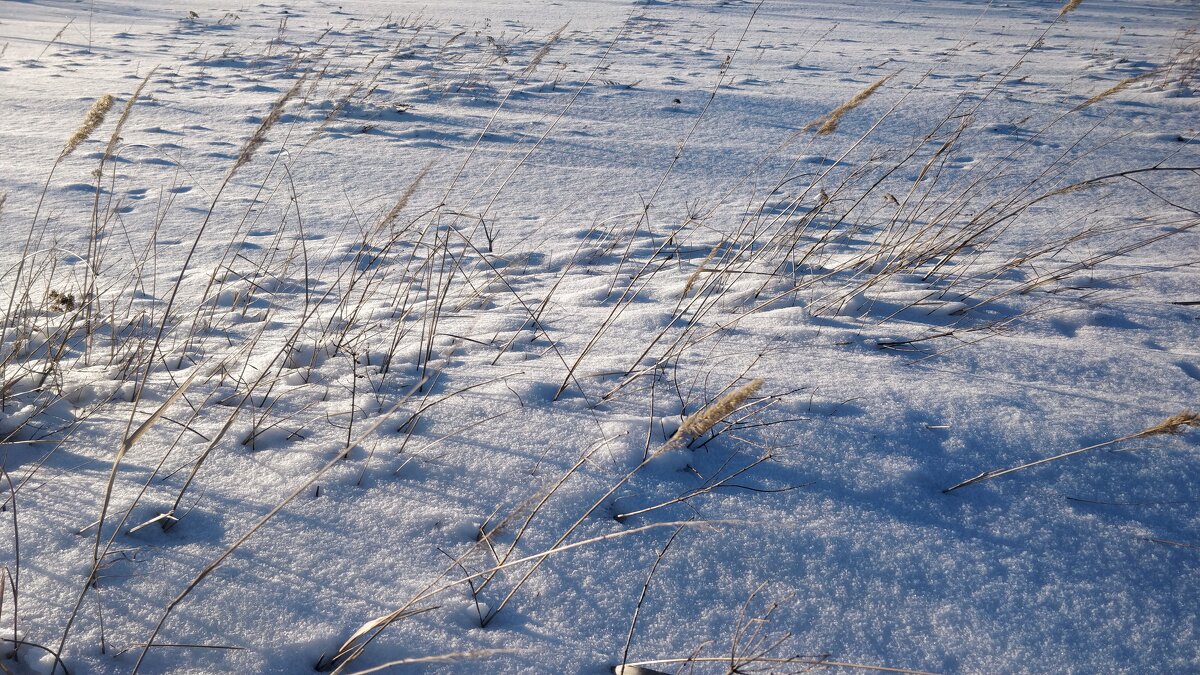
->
[62,94,114,159]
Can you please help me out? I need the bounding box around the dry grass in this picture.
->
[233,74,305,172]
[101,70,156,163]
[1140,410,1200,436]
[0,4,1196,673]
[1072,69,1157,112]
[805,73,894,135]
[946,410,1200,492]
[668,378,763,450]
[61,94,113,159]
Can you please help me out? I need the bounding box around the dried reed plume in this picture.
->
[35,18,73,62]
[521,23,568,78]
[805,73,894,135]
[665,378,763,450]
[234,74,306,172]
[1059,0,1082,16]
[1139,410,1200,436]
[61,94,114,159]
[379,163,431,231]
[1072,70,1156,112]
[102,69,157,162]
[681,245,719,299]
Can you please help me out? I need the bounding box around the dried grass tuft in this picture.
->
[1059,0,1082,16]
[521,23,568,78]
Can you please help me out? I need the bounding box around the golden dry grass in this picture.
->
[1140,410,1200,436]
[62,94,113,159]
[672,378,763,445]
[1072,70,1156,112]
[805,74,894,135]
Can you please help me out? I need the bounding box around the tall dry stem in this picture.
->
[946,410,1200,492]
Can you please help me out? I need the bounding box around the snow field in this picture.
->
[0,0,1198,673]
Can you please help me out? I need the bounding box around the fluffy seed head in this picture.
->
[379,164,431,232]
[806,74,893,136]
[671,378,764,446]
[62,94,114,159]
[233,75,305,173]
[103,69,157,163]
[1072,69,1155,112]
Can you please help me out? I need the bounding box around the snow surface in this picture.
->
[0,0,1198,673]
